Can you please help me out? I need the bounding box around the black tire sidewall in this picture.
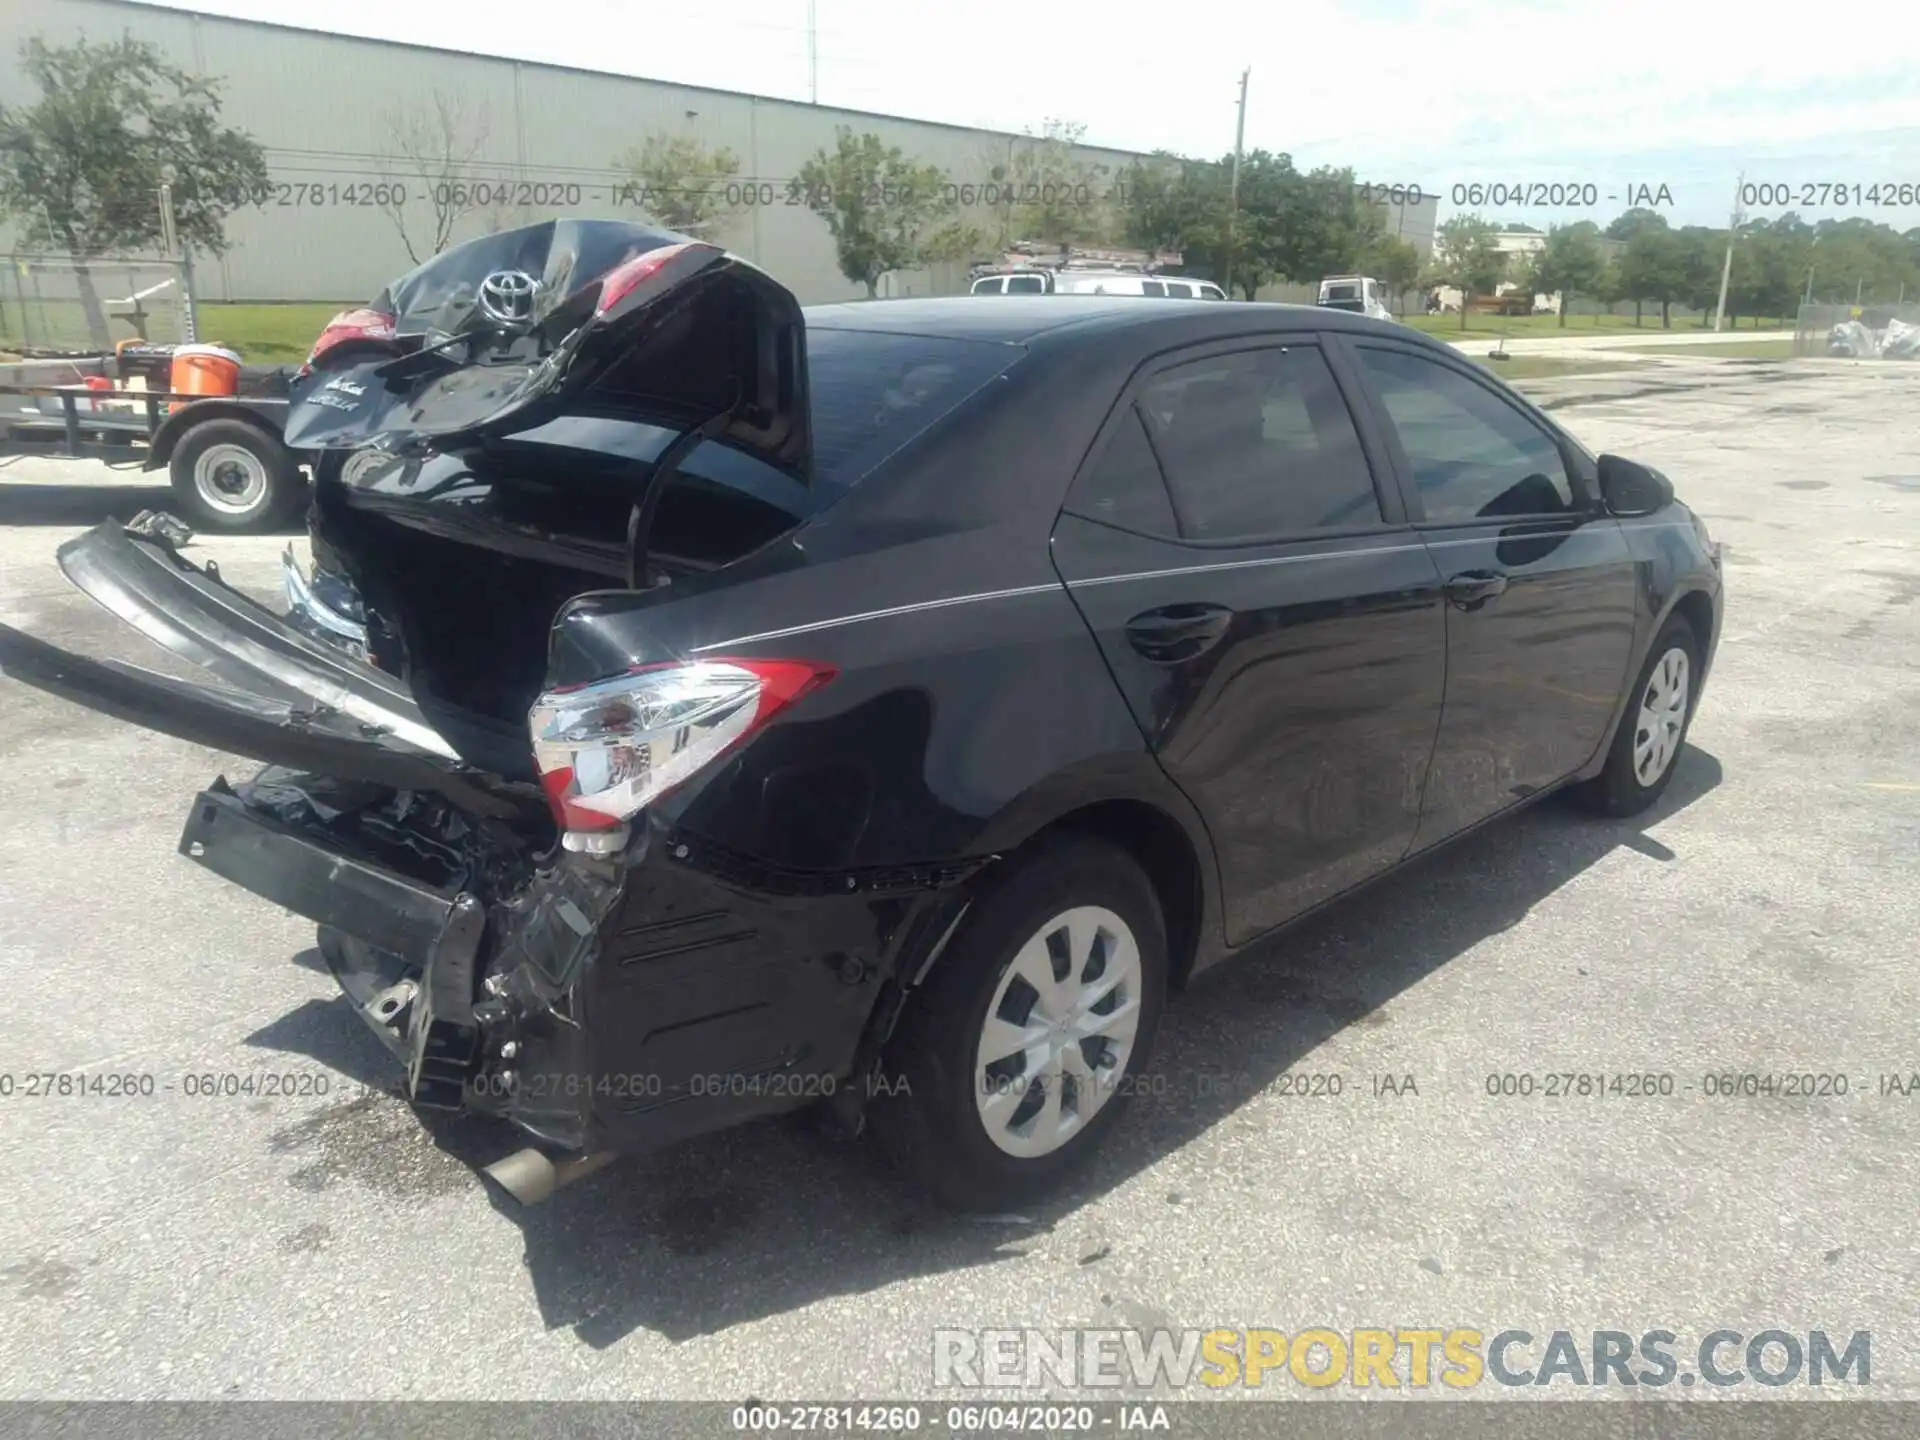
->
[876,837,1168,1209]
[169,419,304,533]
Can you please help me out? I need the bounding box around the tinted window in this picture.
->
[1064,407,1178,534]
[1198,284,1225,300]
[971,277,1004,294]
[1140,280,1167,297]
[1355,347,1574,521]
[805,329,1023,484]
[1162,281,1193,298]
[1136,346,1383,540]
[1005,274,1046,294]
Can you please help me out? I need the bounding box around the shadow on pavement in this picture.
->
[248,746,1725,1349]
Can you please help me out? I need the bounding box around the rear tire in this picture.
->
[168,418,307,533]
[1571,615,1701,817]
[871,837,1167,1212]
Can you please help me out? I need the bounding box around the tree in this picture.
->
[1117,152,1227,261]
[1592,255,1632,325]
[793,128,973,297]
[1606,207,1668,242]
[1616,226,1690,328]
[1529,222,1605,327]
[1432,214,1506,329]
[1003,119,1114,247]
[613,131,744,239]
[0,33,268,346]
[375,91,498,265]
[1363,233,1422,315]
[1272,165,1386,293]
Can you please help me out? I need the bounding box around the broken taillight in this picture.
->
[299,308,398,375]
[594,242,712,316]
[528,657,835,848]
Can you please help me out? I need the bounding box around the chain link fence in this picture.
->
[1794,302,1920,357]
[0,256,198,356]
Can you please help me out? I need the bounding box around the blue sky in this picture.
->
[143,0,1920,233]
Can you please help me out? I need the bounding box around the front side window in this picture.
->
[1354,347,1574,521]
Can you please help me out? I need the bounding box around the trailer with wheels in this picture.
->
[0,381,307,533]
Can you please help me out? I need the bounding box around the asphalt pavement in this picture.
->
[0,354,1917,1402]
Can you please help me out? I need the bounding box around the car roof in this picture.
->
[801,294,1406,347]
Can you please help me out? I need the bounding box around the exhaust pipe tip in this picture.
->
[482,1147,617,1206]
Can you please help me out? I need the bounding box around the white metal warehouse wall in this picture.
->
[0,0,1438,304]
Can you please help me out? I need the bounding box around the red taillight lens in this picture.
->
[301,308,397,373]
[594,242,710,316]
[528,657,835,838]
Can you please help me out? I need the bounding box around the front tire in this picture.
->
[872,837,1167,1211]
[168,418,306,533]
[1572,615,1701,817]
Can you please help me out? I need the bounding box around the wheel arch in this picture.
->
[145,400,292,472]
[1576,583,1719,783]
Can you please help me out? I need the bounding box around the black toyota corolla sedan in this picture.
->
[0,221,1722,1211]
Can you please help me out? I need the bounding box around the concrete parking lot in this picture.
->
[1,355,1917,1402]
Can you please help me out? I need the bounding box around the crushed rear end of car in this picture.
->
[0,220,923,1194]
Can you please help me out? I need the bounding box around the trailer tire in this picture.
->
[168,418,307,533]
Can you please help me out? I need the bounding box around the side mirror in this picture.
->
[1597,454,1674,517]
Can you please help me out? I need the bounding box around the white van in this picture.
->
[1316,275,1395,322]
[970,270,1227,300]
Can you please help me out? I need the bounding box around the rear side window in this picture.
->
[1005,274,1046,294]
[1137,345,1383,540]
[805,329,1024,484]
[1064,407,1178,534]
[1140,281,1167,297]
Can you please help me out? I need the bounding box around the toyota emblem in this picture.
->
[477,269,540,326]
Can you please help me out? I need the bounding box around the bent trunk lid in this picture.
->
[285,218,812,485]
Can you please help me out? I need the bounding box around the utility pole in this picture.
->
[1223,68,1249,297]
[1712,170,1742,333]
[807,0,818,103]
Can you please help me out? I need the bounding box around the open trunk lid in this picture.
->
[287,218,812,485]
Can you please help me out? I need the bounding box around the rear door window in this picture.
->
[1137,344,1385,539]
[971,276,1005,294]
[1063,406,1179,535]
[1005,274,1047,294]
[1140,281,1167,297]
[1162,281,1194,298]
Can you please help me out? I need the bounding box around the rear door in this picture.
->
[1340,338,1637,847]
[1052,335,1447,946]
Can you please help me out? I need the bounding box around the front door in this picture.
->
[1052,337,1447,946]
[1343,340,1639,848]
